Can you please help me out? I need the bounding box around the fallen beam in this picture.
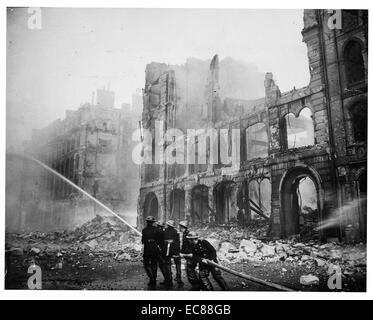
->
[11,152,294,291]
[249,205,270,220]
[206,260,295,292]
[249,198,262,212]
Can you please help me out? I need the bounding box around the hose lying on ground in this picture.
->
[205,259,295,292]
[10,152,295,292]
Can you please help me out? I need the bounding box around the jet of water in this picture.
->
[8,152,141,236]
[315,198,366,231]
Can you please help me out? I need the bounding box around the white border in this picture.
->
[1,0,372,300]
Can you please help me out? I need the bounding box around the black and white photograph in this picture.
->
[2,4,369,298]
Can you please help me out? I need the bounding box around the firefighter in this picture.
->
[185,232,229,291]
[156,220,165,232]
[154,220,169,284]
[161,220,183,289]
[179,220,200,290]
[141,216,162,290]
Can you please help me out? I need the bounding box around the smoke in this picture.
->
[6,153,139,233]
[149,56,265,132]
[219,57,264,100]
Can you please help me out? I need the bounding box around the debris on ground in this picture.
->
[6,215,142,263]
[30,247,41,254]
[5,215,366,291]
[193,225,366,282]
[300,274,320,286]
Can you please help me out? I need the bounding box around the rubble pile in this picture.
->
[192,227,367,283]
[6,216,366,289]
[6,215,142,263]
[194,221,269,246]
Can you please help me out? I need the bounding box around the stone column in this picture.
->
[230,184,239,220]
[208,187,215,215]
[184,186,193,225]
[158,190,166,222]
[244,180,252,223]
[270,177,281,237]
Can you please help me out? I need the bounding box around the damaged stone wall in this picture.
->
[139,10,368,243]
[313,10,368,242]
[269,9,367,241]
[139,55,267,226]
[142,56,264,132]
[7,91,141,232]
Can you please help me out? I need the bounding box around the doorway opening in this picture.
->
[280,167,322,240]
[191,185,209,225]
[170,189,185,223]
[143,192,159,222]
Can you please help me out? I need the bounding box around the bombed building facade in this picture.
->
[138,9,367,242]
[6,88,142,232]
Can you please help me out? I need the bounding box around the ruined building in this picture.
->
[138,9,368,242]
[6,88,142,232]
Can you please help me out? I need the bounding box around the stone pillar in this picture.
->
[137,194,143,230]
[243,180,251,223]
[208,187,215,215]
[207,162,214,173]
[184,186,193,224]
[164,187,171,221]
[230,184,239,220]
[270,177,281,237]
[158,190,166,222]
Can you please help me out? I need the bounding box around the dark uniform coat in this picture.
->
[190,239,229,290]
[142,225,162,257]
[190,239,217,262]
[162,227,180,257]
[181,230,192,254]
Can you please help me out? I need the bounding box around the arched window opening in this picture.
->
[191,185,209,225]
[284,108,314,149]
[247,179,271,220]
[344,40,365,87]
[349,102,367,143]
[170,189,185,222]
[143,193,159,222]
[246,122,268,161]
[280,168,322,240]
[298,177,318,238]
[214,182,236,225]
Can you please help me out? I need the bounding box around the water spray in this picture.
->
[8,152,295,291]
[8,152,141,236]
[315,198,366,232]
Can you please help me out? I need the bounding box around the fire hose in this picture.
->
[10,152,295,292]
[204,259,294,292]
[180,254,294,292]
